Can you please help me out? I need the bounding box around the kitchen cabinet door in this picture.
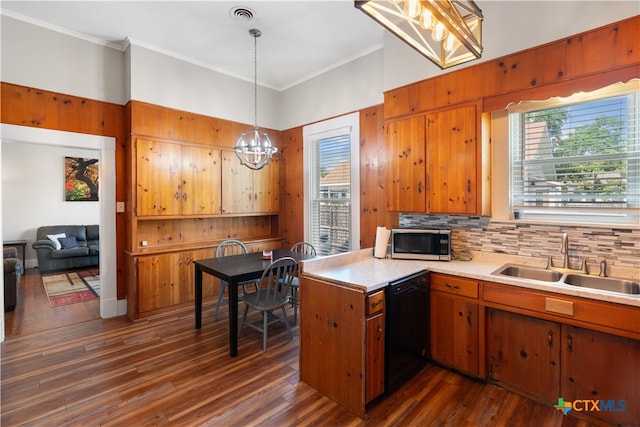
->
[426,104,478,214]
[430,290,480,377]
[366,312,385,403]
[135,249,215,316]
[136,139,222,216]
[252,156,280,213]
[136,252,182,313]
[384,116,426,212]
[221,150,280,214]
[181,145,222,215]
[561,325,640,426]
[487,309,560,403]
[136,139,182,216]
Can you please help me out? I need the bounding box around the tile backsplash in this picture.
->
[399,214,639,270]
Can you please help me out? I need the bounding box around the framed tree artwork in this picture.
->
[65,157,99,201]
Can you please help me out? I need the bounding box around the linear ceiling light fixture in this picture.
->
[234,28,277,170]
[355,0,483,69]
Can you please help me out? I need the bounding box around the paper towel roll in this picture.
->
[374,226,391,258]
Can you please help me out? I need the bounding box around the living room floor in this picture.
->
[4,267,100,338]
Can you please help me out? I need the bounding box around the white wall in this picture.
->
[128,43,281,130]
[1,142,100,269]
[279,48,384,131]
[0,14,126,105]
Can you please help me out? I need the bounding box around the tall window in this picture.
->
[304,113,360,256]
[509,82,639,225]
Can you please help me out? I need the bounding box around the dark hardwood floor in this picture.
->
[2,271,612,426]
[4,268,100,338]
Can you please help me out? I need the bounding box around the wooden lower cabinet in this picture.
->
[487,309,561,403]
[487,308,640,425]
[365,312,385,403]
[429,274,480,377]
[430,291,480,376]
[130,248,216,318]
[561,325,640,426]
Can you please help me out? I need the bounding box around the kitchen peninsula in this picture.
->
[298,249,640,424]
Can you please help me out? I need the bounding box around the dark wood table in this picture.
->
[194,249,313,357]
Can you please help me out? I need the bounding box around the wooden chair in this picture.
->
[288,242,317,324]
[239,257,298,351]
[214,239,257,319]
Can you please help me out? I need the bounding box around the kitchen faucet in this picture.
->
[561,232,569,269]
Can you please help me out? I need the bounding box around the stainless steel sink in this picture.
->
[563,274,640,295]
[493,264,563,282]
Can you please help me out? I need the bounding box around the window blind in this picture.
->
[310,134,352,256]
[510,91,640,219]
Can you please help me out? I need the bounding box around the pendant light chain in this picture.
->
[252,28,259,128]
[234,28,276,170]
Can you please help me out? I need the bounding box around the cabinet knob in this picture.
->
[567,334,573,352]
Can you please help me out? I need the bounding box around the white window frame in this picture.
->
[303,112,360,254]
[492,80,640,227]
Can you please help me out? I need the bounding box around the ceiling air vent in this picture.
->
[230,6,255,22]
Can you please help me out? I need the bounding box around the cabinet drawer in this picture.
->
[483,282,640,336]
[367,290,385,316]
[431,273,478,299]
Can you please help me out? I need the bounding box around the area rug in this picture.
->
[42,268,100,307]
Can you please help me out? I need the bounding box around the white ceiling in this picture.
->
[1,1,385,91]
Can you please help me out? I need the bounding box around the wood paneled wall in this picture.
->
[359,105,399,247]
[0,82,129,299]
[280,106,398,251]
[128,101,281,148]
[384,16,640,118]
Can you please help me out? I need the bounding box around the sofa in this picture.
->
[32,225,99,274]
[4,247,24,312]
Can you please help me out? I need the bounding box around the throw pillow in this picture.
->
[46,233,67,250]
[59,236,79,249]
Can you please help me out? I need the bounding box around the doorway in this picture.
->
[0,124,118,342]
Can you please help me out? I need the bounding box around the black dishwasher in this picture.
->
[385,270,430,394]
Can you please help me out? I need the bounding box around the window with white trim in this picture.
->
[509,81,640,225]
[303,113,360,256]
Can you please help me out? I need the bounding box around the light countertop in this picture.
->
[300,249,640,308]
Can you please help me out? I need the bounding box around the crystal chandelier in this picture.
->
[234,28,277,170]
[355,0,483,69]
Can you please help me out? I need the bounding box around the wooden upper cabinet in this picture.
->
[426,104,478,214]
[136,138,182,216]
[136,138,221,216]
[181,145,222,215]
[384,101,488,215]
[384,116,426,212]
[221,150,280,214]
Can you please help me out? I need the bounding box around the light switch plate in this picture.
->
[116,202,125,212]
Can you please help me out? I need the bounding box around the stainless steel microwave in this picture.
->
[390,229,451,261]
